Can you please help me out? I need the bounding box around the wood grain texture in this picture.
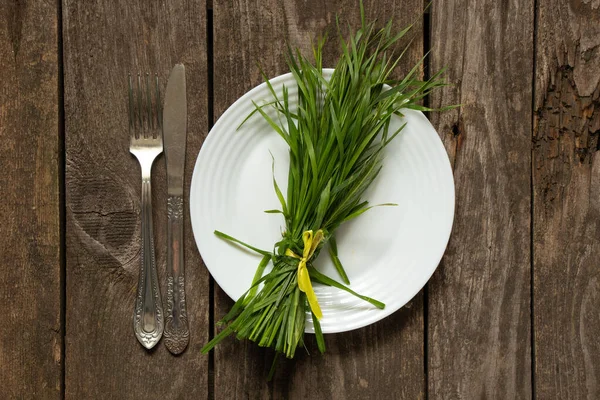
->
[533,1,600,398]
[428,0,534,398]
[212,1,426,398]
[63,1,209,398]
[0,1,61,398]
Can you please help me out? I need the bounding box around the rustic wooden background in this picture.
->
[0,0,598,399]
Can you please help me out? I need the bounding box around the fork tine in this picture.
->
[145,73,152,135]
[137,73,143,137]
[155,74,161,135]
[128,74,135,138]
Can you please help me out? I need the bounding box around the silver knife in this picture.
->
[162,64,190,354]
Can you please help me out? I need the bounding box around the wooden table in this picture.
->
[1,0,598,399]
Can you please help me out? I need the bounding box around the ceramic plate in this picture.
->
[190,69,454,333]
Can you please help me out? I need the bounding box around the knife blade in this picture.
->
[162,64,190,354]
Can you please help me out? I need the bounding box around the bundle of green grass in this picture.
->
[202,2,448,378]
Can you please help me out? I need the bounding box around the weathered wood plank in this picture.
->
[533,1,600,398]
[212,1,426,398]
[63,1,209,398]
[0,1,61,398]
[428,0,534,398]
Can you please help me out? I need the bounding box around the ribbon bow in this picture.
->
[285,230,324,320]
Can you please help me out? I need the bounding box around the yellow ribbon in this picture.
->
[285,230,324,320]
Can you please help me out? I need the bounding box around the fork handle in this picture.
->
[133,176,164,349]
[164,195,190,354]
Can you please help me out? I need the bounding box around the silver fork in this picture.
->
[129,73,164,349]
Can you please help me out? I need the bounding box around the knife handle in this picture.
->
[164,195,190,354]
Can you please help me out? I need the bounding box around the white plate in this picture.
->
[190,69,454,333]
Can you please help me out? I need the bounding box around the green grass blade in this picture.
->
[270,154,289,217]
[214,230,271,257]
[245,255,271,304]
[328,236,350,284]
[308,266,385,309]
[312,312,326,354]
[342,203,398,223]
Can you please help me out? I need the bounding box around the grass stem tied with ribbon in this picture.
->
[201,2,449,378]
